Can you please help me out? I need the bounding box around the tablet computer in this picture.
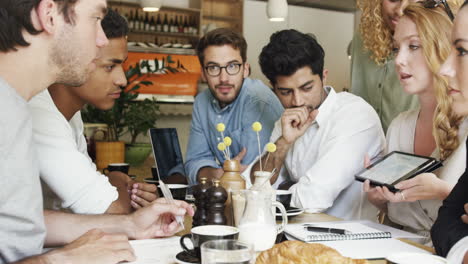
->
[355,151,442,192]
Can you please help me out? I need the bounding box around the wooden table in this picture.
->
[177,212,434,264]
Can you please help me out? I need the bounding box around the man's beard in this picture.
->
[50,25,89,87]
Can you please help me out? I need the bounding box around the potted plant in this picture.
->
[124,98,159,166]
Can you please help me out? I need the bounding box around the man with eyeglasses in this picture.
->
[254,29,385,221]
[185,28,283,184]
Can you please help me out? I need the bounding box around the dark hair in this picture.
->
[196,28,247,65]
[259,29,325,85]
[0,0,78,52]
[101,8,128,39]
[463,0,468,8]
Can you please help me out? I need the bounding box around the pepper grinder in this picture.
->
[206,180,227,225]
[192,177,210,227]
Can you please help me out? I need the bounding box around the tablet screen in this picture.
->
[359,153,430,184]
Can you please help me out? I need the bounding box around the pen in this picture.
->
[304,226,349,235]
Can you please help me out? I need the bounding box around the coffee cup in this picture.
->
[103,163,129,174]
[276,190,292,209]
[180,225,239,258]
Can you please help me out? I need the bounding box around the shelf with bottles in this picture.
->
[109,2,201,42]
[128,34,196,49]
[127,12,199,36]
[129,28,199,39]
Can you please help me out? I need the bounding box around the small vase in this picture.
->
[220,159,246,226]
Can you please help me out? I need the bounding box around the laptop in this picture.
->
[148,128,186,181]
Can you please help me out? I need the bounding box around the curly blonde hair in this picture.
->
[357,0,393,65]
[403,3,462,160]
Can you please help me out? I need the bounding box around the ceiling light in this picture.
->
[267,0,288,22]
[140,0,162,12]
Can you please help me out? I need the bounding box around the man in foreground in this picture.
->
[30,9,157,214]
[0,1,192,263]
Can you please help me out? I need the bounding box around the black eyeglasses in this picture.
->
[204,63,243,77]
[420,0,454,21]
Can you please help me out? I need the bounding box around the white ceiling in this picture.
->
[257,0,357,13]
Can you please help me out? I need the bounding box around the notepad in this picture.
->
[284,222,431,259]
[285,222,391,242]
[316,238,430,260]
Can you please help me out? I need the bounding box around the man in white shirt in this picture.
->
[29,9,156,214]
[253,29,385,220]
[0,1,193,263]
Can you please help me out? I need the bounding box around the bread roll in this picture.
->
[256,241,369,264]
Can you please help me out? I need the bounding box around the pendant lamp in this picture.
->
[267,0,288,22]
[140,0,162,12]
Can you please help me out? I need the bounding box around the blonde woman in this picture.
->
[351,0,419,132]
[432,1,468,262]
[364,2,466,244]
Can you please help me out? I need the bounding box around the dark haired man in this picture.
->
[254,29,385,220]
[185,28,283,184]
[0,1,192,263]
[30,9,157,214]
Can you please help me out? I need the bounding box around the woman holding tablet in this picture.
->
[363,1,466,244]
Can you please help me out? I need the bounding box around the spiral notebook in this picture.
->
[285,222,391,242]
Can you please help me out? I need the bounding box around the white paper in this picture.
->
[128,237,182,264]
[317,238,431,260]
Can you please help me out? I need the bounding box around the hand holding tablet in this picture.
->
[355,151,443,192]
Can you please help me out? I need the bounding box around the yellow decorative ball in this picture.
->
[224,137,232,146]
[216,123,225,132]
[266,143,277,153]
[217,142,226,151]
[252,122,262,132]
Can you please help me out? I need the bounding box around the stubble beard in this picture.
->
[212,77,245,107]
[50,24,90,87]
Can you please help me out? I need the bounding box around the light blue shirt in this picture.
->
[185,78,284,185]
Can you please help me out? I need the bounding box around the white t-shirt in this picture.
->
[0,77,45,263]
[29,90,118,214]
[269,87,385,221]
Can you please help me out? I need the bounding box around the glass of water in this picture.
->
[201,239,254,264]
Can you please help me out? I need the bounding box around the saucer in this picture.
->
[175,250,200,264]
[276,207,304,219]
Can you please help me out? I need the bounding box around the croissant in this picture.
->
[256,241,369,264]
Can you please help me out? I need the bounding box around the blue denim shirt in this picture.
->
[185,78,284,185]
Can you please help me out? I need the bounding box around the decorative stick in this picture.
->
[252,122,263,171]
[217,142,229,160]
[224,136,232,160]
[216,123,230,160]
[265,142,277,171]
